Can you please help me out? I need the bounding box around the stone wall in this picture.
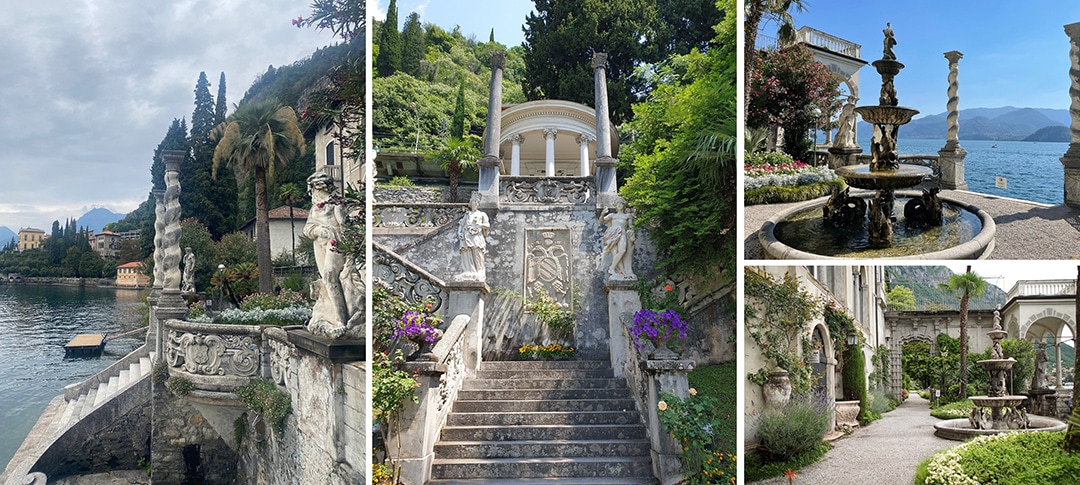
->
[150,382,238,485]
[682,293,736,365]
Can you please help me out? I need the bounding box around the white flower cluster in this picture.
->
[215,306,313,325]
[923,433,1014,485]
[744,167,838,191]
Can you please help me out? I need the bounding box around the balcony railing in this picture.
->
[796,26,861,58]
[1007,280,1076,301]
[500,176,594,205]
[373,203,467,229]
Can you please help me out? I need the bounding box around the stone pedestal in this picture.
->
[605,278,640,378]
[153,291,187,359]
[444,280,489,375]
[390,361,447,485]
[646,358,693,485]
[1063,162,1080,208]
[938,147,968,190]
[476,156,503,210]
[827,146,862,169]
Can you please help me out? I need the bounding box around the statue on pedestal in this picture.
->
[181,247,196,294]
[456,192,489,280]
[600,199,636,280]
[1032,341,1048,390]
[304,172,362,339]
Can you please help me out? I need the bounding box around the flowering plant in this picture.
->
[518,343,575,360]
[629,308,688,349]
[393,311,443,343]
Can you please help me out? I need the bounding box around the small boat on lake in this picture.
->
[64,333,106,357]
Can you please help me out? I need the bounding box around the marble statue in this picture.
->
[456,192,489,280]
[304,171,362,339]
[991,309,1004,359]
[883,23,897,60]
[600,199,636,279]
[1032,341,1048,390]
[181,247,195,294]
[835,98,857,148]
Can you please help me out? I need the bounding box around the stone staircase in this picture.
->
[1,353,153,484]
[427,360,655,484]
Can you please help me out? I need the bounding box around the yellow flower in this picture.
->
[658,401,668,411]
[689,387,697,396]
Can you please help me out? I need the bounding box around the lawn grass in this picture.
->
[688,362,737,455]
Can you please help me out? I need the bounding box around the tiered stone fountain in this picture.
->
[759,25,996,259]
[934,310,1066,440]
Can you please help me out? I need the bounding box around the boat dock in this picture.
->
[64,333,106,357]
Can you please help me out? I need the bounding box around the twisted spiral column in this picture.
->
[1062,23,1080,207]
[152,189,166,292]
[944,51,963,150]
[161,151,184,292]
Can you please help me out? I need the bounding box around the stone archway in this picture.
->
[809,322,838,430]
[893,333,936,398]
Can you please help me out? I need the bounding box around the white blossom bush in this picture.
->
[923,433,1011,485]
[744,167,838,191]
[214,306,312,326]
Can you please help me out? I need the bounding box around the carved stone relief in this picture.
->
[524,228,573,309]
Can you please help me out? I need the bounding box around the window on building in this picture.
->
[326,141,336,166]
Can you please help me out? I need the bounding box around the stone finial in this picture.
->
[490,51,506,70]
[1065,21,1080,39]
[591,52,607,70]
[944,50,963,63]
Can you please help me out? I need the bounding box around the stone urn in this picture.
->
[649,338,678,360]
[835,400,861,431]
[763,367,792,408]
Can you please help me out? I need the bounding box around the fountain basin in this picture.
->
[970,395,1027,408]
[759,190,996,259]
[977,358,1016,372]
[934,414,1066,441]
[835,164,930,190]
[854,105,919,125]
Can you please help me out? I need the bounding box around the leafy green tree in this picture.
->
[621,1,736,279]
[522,0,657,124]
[744,0,805,94]
[177,218,216,292]
[902,340,935,389]
[216,232,257,268]
[212,99,305,293]
[215,72,228,125]
[450,77,468,140]
[940,267,987,398]
[886,284,917,311]
[746,45,840,162]
[375,0,401,76]
[184,72,239,238]
[654,0,724,58]
[400,12,424,77]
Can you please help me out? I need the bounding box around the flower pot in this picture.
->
[763,367,792,408]
[407,336,435,361]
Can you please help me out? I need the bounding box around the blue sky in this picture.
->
[783,1,1080,117]
[374,0,536,47]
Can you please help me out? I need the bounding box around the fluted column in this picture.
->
[543,128,558,176]
[509,133,523,176]
[938,50,968,190]
[1063,23,1080,207]
[478,51,506,206]
[577,134,591,176]
[593,53,618,207]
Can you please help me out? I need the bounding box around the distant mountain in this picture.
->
[77,208,125,233]
[1024,125,1070,142]
[885,266,1008,311]
[1047,343,1075,376]
[857,107,1069,142]
[0,227,15,247]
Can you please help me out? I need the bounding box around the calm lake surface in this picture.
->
[0,285,145,470]
[891,138,1068,205]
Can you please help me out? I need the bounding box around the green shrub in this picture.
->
[930,399,973,419]
[841,345,869,422]
[235,379,292,434]
[688,363,737,456]
[386,175,416,187]
[240,289,308,311]
[279,273,307,294]
[658,391,736,484]
[165,376,194,397]
[756,395,830,460]
[745,151,796,167]
[919,431,1080,484]
[745,443,830,483]
[187,301,206,320]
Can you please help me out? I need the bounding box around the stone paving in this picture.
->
[744,188,1080,260]
[751,394,956,485]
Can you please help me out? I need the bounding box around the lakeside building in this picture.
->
[115,261,149,288]
[90,231,122,259]
[240,206,309,263]
[17,228,45,252]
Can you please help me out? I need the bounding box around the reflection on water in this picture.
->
[774,198,982,258]
[0,285,146,469]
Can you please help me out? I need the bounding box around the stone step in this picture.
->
[427,479,655,485]
[447,411,641,427]
[440,424,647,442]
[464,378,627,391]
[479,360,611,371]
[454,398,638,413]
[119,369,131,387]
[106,375,120,397]
[433,439,652,459]
[92,382,109,408]
[474,368,614,380]
[456,388,631,401]
[430,456,653,480]
[79,389,98,419]
[140,356,152,374]
[58,398,79,430]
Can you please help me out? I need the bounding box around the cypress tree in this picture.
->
[182,72,238,238]
[215,72,228,125]
[375,0,402,76]
[489,28,495,44]
[400,12,424,77]
[450,77,467,139]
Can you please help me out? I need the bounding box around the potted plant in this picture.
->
[394,311,443,360]
[629,308,688,359]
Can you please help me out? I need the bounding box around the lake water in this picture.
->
[0,285,146,470]
[863,138,1068,205]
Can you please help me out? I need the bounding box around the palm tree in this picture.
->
[940,266,987,398]
[213,99,305,293]
[745,0,806,101]
[427,135,482,202]
[278,182,305,265]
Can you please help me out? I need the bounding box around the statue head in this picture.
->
[185,246,192,254]
[307,171,336,195]
[468,191,482,210]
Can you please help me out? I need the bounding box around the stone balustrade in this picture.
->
[797,26,861,58]
[373,203,467,229]
[163,319,271,393]
[373,243,450,314]
[500,176,594,205]
[1006,280,1076,300]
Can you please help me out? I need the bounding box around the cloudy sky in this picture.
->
[0,0,336,231]
[373,0,534,46]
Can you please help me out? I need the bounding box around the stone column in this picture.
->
[392,362,445,485]
[1056,340,1064,390]
[938,50,968,190]
[509,133,523,176]
[147,188,166,350]
[543,128,558,176]
[155,151,188,356]
[577,134,591,176]
[592,53,618,207]
[646,359,693,485]
[478,52,506,207]
[1063,23,1080,207]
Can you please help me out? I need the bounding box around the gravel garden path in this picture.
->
[751,394,957,485]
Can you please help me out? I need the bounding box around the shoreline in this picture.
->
[0,277,149,290]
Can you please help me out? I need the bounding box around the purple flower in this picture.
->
[628,309,687,349]
[393,311,443,343]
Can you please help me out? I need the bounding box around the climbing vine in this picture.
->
[744,268,820,395]
[823,302,855,359]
